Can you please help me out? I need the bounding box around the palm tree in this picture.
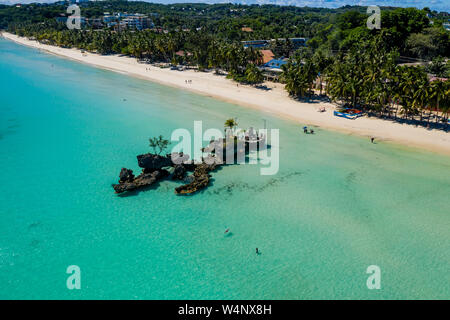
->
[312,51,332,95]
[282,55,316,99]
[224,118,238,136]
[245,64,264,85]
[429,79,448,126]
[412,76,430,124]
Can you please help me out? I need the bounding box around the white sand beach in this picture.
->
[2,32,450,155]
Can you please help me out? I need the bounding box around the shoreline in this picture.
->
[2,32,450,156]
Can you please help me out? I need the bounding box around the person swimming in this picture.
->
[256,248,259,254]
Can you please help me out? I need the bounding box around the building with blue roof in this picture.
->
[263,59,288,70]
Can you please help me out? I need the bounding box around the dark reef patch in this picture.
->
[30,239,40,249]
[256,171,303,192]
[28,222,41,229]
[207,171,304,196]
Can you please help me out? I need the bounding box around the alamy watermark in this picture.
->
[366,265,381,289]
[66,4,81,30]
[170,121,279,175]
[367,6,381,30]
[65,264,381,291]
[66,265,81,290]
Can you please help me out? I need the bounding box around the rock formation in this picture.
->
[171,164,187,180]
[113,169,169,193]
[119,168,134,183]
[113,131,266,196]
[175,162,218,195]
[137,153,173,170]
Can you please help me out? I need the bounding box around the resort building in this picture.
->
[175,50,192,58]
[429,76,448,82]
[263,58,288,70]
[259,49,275,65]
[103,13,116,24]
[261,58,289,82]
[55,14,67,24]
[102,12,155,30]
[242,37,307,49]
[67,0,88,3]
[286,37,307,48]
[86,18,103,28]
[242,40,270,49]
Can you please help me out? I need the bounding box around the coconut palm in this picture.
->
[429,79,449,126]
[245,64,264,85]
[224,118,238,131]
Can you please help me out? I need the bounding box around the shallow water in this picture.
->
[0,38,449,299]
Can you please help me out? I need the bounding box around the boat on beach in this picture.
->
[334,107,363,119]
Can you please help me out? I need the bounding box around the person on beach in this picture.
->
[371,137,375,143]
[303,126,308,134]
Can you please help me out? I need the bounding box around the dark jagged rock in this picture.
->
[175,162,218,195]
[113,129,266,195]
[171,164,187,180]
[113,169,168,193]
[137,152,191,170]
[175,173,210,195]
[137,153,172,170]
[182,162,197,171]
[119,168,134,183]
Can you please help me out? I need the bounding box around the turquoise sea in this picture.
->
[0,38,449,299]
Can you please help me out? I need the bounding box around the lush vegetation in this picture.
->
[1,1,449,128]
[281,35,450,128]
